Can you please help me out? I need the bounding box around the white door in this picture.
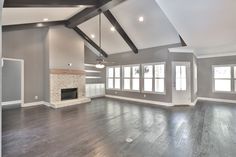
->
[172,62,191,105]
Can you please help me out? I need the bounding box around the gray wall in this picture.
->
[84,46,105,84]
[198,55,236,100]
[49,26,84,70]
[3,28,48,103]
[2,60,21,102]
[104,44,196,103]
[2,26,85,103]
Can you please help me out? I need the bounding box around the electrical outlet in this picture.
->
[35,96,38,100]
[143,94,146,98]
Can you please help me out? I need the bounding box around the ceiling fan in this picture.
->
[93,10,115,69]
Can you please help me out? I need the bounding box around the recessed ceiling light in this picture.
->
[43,18,49,22]
[91,34,95,38]
[36,23,43,27]
[110,26,115,32]
[138,16,144,22]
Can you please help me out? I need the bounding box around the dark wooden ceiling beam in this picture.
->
[179,35,187,46]
[104,10,138,54]
[66,0,125,28]
[2,21,66,31]
[73,27,108,58]
[4,0,101,7]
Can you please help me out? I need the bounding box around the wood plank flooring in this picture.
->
[3,98,236,157]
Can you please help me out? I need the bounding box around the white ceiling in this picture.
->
[155,0,236,57]
[78,0,180,54]
[2,7,85,25]
[78,14,132,54]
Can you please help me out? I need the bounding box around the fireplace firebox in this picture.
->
[61,88,78,101]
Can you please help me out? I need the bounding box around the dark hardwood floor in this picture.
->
[3,98,236,157]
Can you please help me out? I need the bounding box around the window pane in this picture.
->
[155,64,165,78]
[215,80,231,92]
[132,79,140,90]
[155,79,164,93]
[234,80,236,92]
[108,68,113,77]
[124,67,131,78]
[176,78,186,91]
[144,78,152,91]
[181,66,186,78]
[115,67,120,77]
[124,79,130,90]
[235,80,236,92]
[144,65,153,78]
[108,78,113,89]
[214,67,231,79]
[234,67,236,78]
[132,66,140,78]
[115,79,120,89]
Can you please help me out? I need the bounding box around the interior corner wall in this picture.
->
[84,46,106,84]
[198,55,236,100]
[2,28,49,103]
[48,26,84,70]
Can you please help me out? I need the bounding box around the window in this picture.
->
[234,66,236,92]
[123,65,140,91]
[213,66,231,92]
[106,66,120,90]
[176,65,187,91]
[143,63,165,93]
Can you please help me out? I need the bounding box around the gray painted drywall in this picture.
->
[3,28,48,103]
[105,44,191,103]
[2,60,21,102]
[2,25,85,103]
[84,46,105,84]
[198,55,236,100]
[49,26,84,70]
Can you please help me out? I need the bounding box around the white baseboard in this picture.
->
[197,97,236,104]
[22,101,45,107]
[2,100,22,106]
[105,95,173,107]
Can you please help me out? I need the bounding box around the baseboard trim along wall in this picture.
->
[197,97,236,104]
[105,95,173,107]
[2,100,22,106]
[22,101,45,107]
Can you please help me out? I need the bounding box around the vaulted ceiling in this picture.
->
[2,0,236,57]
[78,0,180,54]
[155,0,236,57]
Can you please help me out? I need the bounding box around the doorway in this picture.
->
[172,62,191,105]
[2,58,24,107]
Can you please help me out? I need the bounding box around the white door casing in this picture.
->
[172,62,191,105]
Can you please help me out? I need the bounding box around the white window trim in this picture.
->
[212,64,236,94]
[122,64,141,92]
[106,66,121,91]
[141,62,166,95]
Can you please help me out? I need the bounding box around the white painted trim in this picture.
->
[197,97,236,104]
[197,52,236,59]
[85,70,100,73]
[22,101,45,107]
[86,76,101,79]
[190,98,198,106]
[105,95,173,107]
[2,100,22,106]
[84,64,96,67]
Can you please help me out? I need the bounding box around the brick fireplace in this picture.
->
[50,69,90,108]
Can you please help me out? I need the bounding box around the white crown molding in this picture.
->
[197,52,236,59]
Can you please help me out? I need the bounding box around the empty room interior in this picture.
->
[1,0,236,156]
